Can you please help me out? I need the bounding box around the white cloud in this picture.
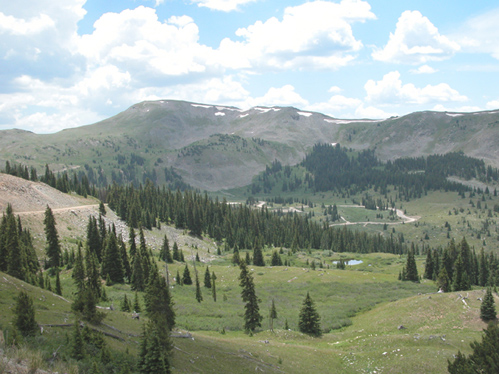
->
[328,86,343,94]
[307,94,361,116]
[486,100,499,110]
[365,71,467,105]
[219,0,375,70]
[190,0,257,12]
[432,104,482,113]
[410,64,437,74]
[0,13,55,35]
[246,85,309,108]
[452,8,499,60]
[372,10,460,64]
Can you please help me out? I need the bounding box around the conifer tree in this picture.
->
[239,261,262,333]
[298,292,322,337]
[480,288,497,321]
[101,232,124,284]
[70,320,85,360]
[182,264,193,285]
[55,269,62,296]
[129,227,137,261]
[448,323,499,373]
[211,271,217,302]
[144,270,175,331]
[437,266,451,292]
[172,242,180,261]
[13,290,38,337]
[44,205,61,268]
[85,249,101,298]
[138,320,172,374]
[121,294,131,312]
[204,266,211,288]
[402,247,419,282]
[86,216,101,262]
[253,246,265,266]
[160,235,173,263]
[131,252,145,291]
[5,209,23,280]
[99,201,106,216]
[269,299,278,332]
[271,251,282,266]
[134,291,142,313]
[72,243,85,293]
[195,272,203,303]
[423,250,434,280]
[452,254,470,291]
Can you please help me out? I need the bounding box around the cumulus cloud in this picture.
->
[219,0,375,70]
[452,7,499,60]
[410,64,437,74]
[372,10,460,64]
[365,71,467,105]
[190,0,257,12]
[248,85,309,108]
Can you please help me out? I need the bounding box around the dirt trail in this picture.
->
[330,205,419,227]
[15,204,100,215]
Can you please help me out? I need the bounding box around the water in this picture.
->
[332,259,363,266]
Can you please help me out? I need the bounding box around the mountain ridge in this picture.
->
[1,99,499,191]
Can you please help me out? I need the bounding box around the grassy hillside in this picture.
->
[2,100,499,191]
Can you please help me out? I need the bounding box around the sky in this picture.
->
[1,0,499,133]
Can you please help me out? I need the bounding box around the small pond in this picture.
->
[332,259,363,266]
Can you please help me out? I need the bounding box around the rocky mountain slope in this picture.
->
[1,100,499,191]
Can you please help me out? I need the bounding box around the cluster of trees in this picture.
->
[105,181,410,257]
[0,204,39,282]
[422,238,499,292]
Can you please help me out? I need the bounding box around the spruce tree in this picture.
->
[138,320,172,374]
[172,242,180,261]
[195,272,203,303]
[239,261,262,333]
[480,288,497,321]
[204,266,211,288]
[176,270,182,286]
[121,294,131,312]
[70,320,85,360]
[298,292,322,337]
[160,235,173,263]
[13,290,38,337]
[269,299,278,332]
[437,266,451,292]
[182,264,193,285]
[211,271,217,302]
[101,232,124,284]
[44,205,61,268]
[403,248,419,282]
[134,291,142,313]
[448,323,499,373]
[55,269,62,296]
[253,246,265,266]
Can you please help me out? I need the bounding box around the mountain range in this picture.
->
[2,100,499,191]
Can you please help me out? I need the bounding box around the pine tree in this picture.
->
[134,291,142,313]
[176,270,182,286]
[138,320,172,374]
[144,271,175,331]
[195,272,203,303]
[452,254,470,291]
[211,271,217,302]
[172,242,180,261]
[101,232,124,284]
[298,292,322,337]
[239,261,262,333]
[253,246,265,266]
[99,201,106,216]
[182,264,193,285]
[269,299,278,332]
[204,266,211,288]
[402,247,419,282]
[448,323,499,373]
[44,206,62,268]
[160,235,173,263]
[55,269,62,296]
[13,290,38,337]
[480,288,497,321]
[437,266,451,292]
[423,249,434,280]
[70,320,85,360]
[121,294,131,312]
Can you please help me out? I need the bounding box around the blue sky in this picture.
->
[1,0,499,133]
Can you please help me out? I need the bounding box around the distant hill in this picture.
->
[1,100,499,191]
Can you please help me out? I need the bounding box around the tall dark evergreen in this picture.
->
[239,260,262,333]
[480,288,497,321]
[195,271,203,303]
[86,216,101,262]
[182,264,193,285]
[448,323,499,374]
[138,320,172,374]
[101,232,124,284]
[203,266,211,288]
[298,292,322,337]
[269,299,277,332]
[211,271,217,302]
[13,290,38,337]
[44,205,61,268]
[72,243,85,293]
[402,247,419,282]
[160,235,173,263]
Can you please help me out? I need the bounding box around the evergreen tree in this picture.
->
[55,269,62,296]
[423,249,434,280]
[211,271,217,302]
[176,270,182,286]
[271,251,282,266]
[44,205,61,268]
[86,216,101,262]
[452,254,470,292]
[121,294,131,312]
[182,264,193,285]
[131,252,145,291]
[138,320,172,374]
[5,209,23,280]
[239,261,262,333]
[172,242,180,261]
[402,247,419,282]
[70,320,85,360]
[253,246,265,266]
[298,292,322,337]
[101,232,124,284]
[13,290,38,337]
[195,272,203,303]
[85,249,101,298]
[480,288,497,322]
[160,235,173,263]
[134,291,142,313]
[448,323,499,374]
[437,266,451,292]
[204,266,211,288]
[269,299,278,332]
[99,201,106,216]
[144,271,175,331]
